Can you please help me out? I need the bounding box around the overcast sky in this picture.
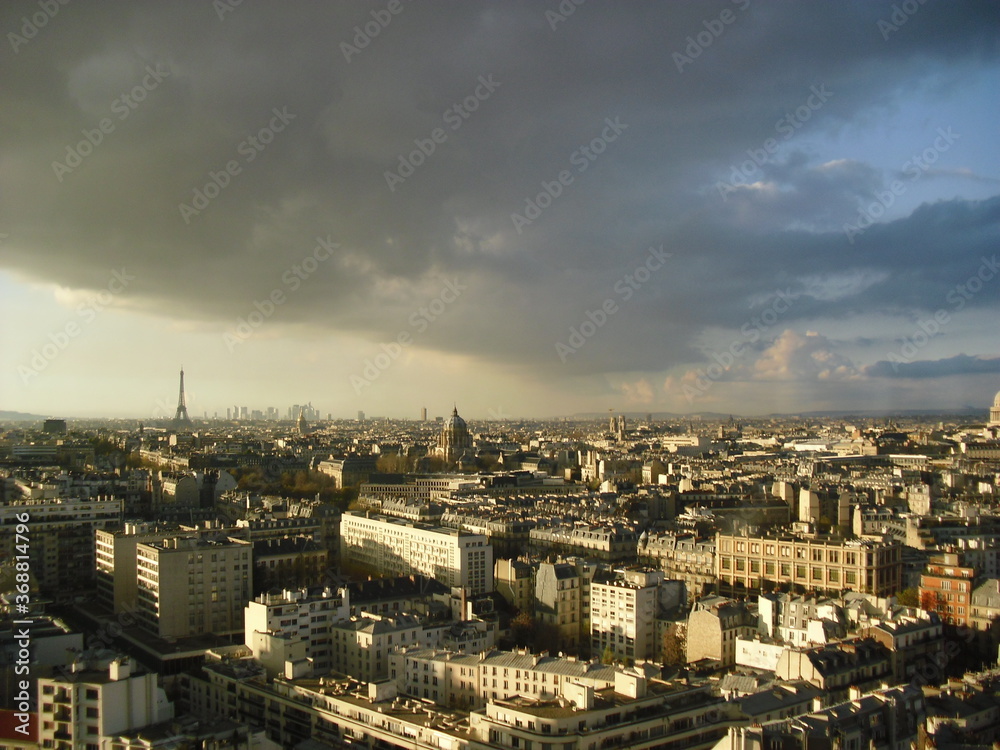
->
[2,0,999,420]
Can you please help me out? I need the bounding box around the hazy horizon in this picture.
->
[3,1,999,421]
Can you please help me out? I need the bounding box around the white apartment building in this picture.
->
[389,647,618,710]
[136,536,252,639]
[244,587,349,677]
[340,511,493,595]
[95,524,178,614]
[589,569,665,662]
[36,652,173,750]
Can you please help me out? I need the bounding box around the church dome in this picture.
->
[437,406,472,463]
[994,390,1000,408]
[445,406,467,430]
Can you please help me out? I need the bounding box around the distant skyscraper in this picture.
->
[171,369,193,430]
[421,407,427,422]
[43,418,67,434]
[358,410,365,422]
[297,408,308,434]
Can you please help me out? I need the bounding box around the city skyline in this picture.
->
[2,1,1000,419]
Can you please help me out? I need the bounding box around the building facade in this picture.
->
[136,535,252,639]
[715,532,902,596]
[36,653,173,750]
[919,551,976,627]
[340,511,493,595]
[589,569,664,662]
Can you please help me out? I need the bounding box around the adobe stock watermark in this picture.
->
[52,64,171,182]
[7,0,71,54]
[178,106,296,223]
[843,126,959,244]
[673,0,751,73]
[17,268,135,384]
[681,287,799,402]
[510,116,627,234]
[555,245,672,363]
[350,277,466,393]
[223,236,338,352]
[384,74,500,192]
[213,0,244,21]
[877,0,929,41]
[546,0,587,31]
[883,255,999,372]
[716,85,833,200]
[340,0,411,63]
[487,405,512,421]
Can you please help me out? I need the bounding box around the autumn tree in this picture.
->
[662,623,686,667]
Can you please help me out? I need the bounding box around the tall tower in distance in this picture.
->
[172,368,193,430]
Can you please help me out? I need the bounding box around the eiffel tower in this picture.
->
[172,368,193,430]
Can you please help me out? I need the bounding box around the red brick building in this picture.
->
[919,552,976,627]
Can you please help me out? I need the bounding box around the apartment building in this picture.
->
[686,596,754,667]
[970,578,1000,631]
[95,523,179,613]
[774,639,893,703]
[389,646,618,710]
[534,561,586,654]
[329,613,424,682]
[340,511,493,595]
[720,684,924,750]
[529,522,638,562]
[494,558,533,613]
[638,531,716,602]
[135,535,252,639]
[919,551,976,627]
[0,497,122,593]
[36,653,173,750]
[589,569,665,662]
[757,593,845,646]
[244,586,348,677]
[715,531,902,596]
[469,676,743,750]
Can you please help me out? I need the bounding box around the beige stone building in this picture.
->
[494,558,533,613]
[534,560,584,653]
[715,532,902,596]
[685,596,754,667]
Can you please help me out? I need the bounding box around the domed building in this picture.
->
[436,406,473,463]
[990,389,1000,427]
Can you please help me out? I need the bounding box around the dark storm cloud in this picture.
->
[865,354,1000,379]
[1,0,998,378]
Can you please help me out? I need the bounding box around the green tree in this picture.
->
[897,587,919,607]
[601,645,616,665]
